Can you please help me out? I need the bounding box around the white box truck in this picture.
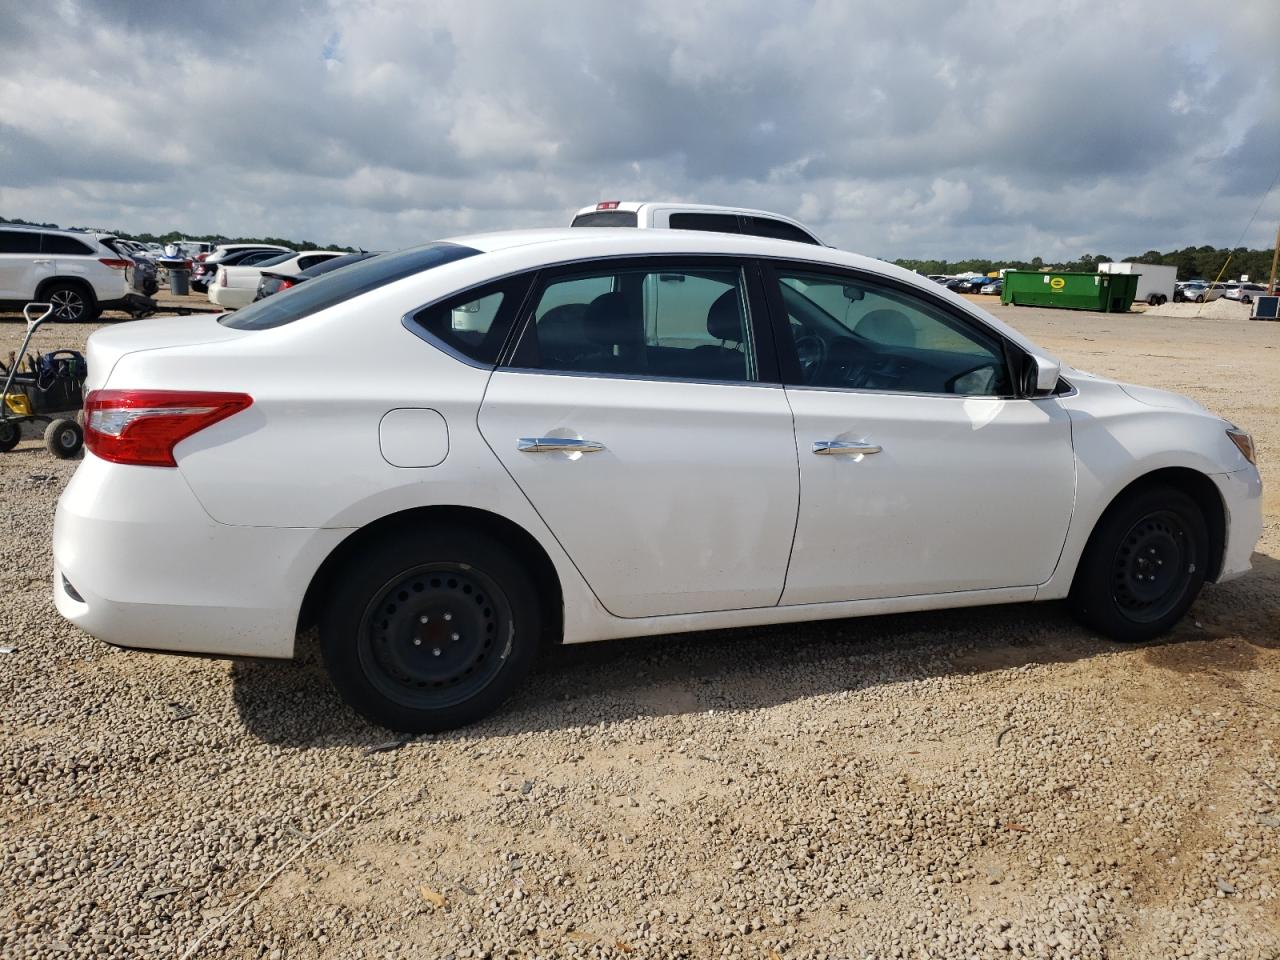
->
[1098,261,1178,306]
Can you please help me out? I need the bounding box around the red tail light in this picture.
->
[278,278,295,290]
[84,390,254,467]
[98,258,132,270]
[218,268,228,286]
[596,201,621,210]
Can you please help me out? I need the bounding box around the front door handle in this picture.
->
[518,437,606,454]
[812,440,881,456]
[32,259,52,265]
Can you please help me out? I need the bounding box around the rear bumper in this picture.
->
[207,285,253,310]
[53,454,347,658]
[1213,467,1264,583]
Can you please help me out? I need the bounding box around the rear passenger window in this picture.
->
[510,265,756,382]
[668,213,742,235]
[0,231,41,254]
[40,234,95,255]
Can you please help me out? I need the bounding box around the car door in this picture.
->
[477,257,799,619]
[43,233,111,296]
[0,230,50,299]
[762,262,1076,604]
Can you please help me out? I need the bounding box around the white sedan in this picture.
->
[208,250,346,309]
[54,229,1263,732]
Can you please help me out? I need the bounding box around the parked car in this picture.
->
[254,252,377,301]
[101,237,159,296]
[1225,282,1266,305]
[192,247,292,293]
[980,280,1003,296]
[1178,282,1226,303]
[0,224,146,320]
[571,200,823,245]
[54,229,1262,732]
[209,250,346,310]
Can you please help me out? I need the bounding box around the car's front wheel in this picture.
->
[1070,485,1208,643]
[319,526,542,732]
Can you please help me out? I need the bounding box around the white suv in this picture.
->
[0,225,135,321]
[571,201,824,245]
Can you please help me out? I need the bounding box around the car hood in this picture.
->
[1116,382,1210,414]
[1063,365,1211,414]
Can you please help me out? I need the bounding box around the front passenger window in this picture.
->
[775,270,1011,396]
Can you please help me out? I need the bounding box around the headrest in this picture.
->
[855,309,915,347]
[584,292,642,347]
[707,289,743,342]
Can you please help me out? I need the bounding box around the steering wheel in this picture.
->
[792,334,827,382]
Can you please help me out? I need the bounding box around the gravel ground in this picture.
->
[1,303,1277,960]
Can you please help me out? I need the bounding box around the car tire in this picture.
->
[1069,485,1208,643]
[0,421,19,453]
[44,418,84,459]
[42,282,94,322]
[1242,295,1252,305]
[319,525,542,732]
[1195,295,1205,303]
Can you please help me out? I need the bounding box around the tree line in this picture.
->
[894,245,1277,283]
[0,216,356,254]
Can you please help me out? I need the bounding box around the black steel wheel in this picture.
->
[358,562,513,712]
[1110,510,1196,624]
[320,526,542,732]
[1070,485,1208,642]
[0,421,19,453]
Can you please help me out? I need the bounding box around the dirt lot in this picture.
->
[1,301,1277,960]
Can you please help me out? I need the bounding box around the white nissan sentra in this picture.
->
[53,230,1263,732]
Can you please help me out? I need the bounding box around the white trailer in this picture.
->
[1098,261,1178,306]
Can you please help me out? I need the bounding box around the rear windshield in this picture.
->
[220,242,481,330]
[571,211,639,228]
[249,253,293,268]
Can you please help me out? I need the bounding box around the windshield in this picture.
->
[219,242,481,330]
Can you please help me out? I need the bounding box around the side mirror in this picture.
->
[1025,351,1061,397]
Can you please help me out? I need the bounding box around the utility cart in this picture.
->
[0,303,87,458]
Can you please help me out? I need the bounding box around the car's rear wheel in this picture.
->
[1070,485,1208,643]
[43,282,94,322]
[319,527,541,732]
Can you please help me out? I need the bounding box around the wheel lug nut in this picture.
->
[432,647,441,656]
[413,638,421,646]
[451,632,460,641]
[443,612,453,621]
[419,615,429,624]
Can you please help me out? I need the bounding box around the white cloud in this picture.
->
[0,0,1276,259]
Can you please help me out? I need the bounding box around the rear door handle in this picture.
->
[812,440,881,456]
[518,437,606,454]
[32,259,52,265]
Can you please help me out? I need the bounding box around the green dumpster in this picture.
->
[1001,271,1140,313]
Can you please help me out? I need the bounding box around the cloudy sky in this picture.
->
[1,0,1276,261]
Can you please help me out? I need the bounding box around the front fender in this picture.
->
[1039,378,1248,598]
